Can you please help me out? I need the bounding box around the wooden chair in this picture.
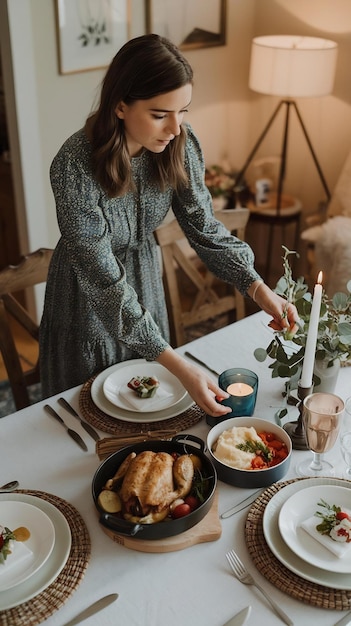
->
[155,208,250,347]
[0,248,53,410]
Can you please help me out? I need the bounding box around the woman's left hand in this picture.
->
[252,282,299,335]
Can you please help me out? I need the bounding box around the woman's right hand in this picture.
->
[156,348,232,417]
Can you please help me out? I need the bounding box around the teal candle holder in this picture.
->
[207,368,259,426]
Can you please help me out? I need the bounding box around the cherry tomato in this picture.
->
[184,495,200,511]
[251,456,266,469]
[171,503,191,519]
[269,439,283,450]
[336,511,350,521]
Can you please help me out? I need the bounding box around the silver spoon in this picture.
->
[0,480,19,492]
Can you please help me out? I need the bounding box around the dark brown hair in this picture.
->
[85,34,194,197]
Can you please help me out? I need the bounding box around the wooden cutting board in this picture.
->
[100,491,221,553]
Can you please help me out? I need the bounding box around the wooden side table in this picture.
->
[245,192,302,284]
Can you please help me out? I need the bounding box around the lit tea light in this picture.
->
[206,367,259,426]
[227,382,254,397]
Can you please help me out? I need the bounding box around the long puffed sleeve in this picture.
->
[172,126,261,295]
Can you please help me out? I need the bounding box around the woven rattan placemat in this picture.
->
[79,375,205,434]
[245,478,351,610]
[0,490,91,626]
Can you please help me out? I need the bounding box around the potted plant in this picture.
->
[254,247,351,410]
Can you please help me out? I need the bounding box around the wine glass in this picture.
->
[342,396,351,433]
[296,392,344,477]
[339,397,351,478]
[341,431,351,478]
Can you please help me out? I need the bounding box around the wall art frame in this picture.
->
[145,0,227,50]
[55,0,145,74]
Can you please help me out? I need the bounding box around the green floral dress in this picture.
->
[39,125,261,396]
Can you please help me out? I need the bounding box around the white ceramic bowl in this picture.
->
[207,416,292,488]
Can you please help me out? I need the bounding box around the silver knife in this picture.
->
[184,351,220,377]
[221,490,262,519]
[44,404,88,452]
[223,605,251,626]
[58,397,100,441]
[62,593,118,626]
[333,610,351,626]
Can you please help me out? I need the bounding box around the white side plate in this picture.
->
[0,494,71,610]
[278,484,351,573]
[0,500,55,592]
[103,362,186,412]
[91,359,194,423]
[262,477,351,589]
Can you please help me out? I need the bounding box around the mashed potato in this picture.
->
[212,426,263,469]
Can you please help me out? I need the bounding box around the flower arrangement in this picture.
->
[205,165,234,198]
[254,247,351,401]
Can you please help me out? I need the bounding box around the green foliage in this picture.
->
[254,247,351,396]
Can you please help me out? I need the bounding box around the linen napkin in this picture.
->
[301,515,351,558]
[118,386,173,411]
[0,541,33,584]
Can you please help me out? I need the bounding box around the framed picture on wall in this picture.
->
[146,0,227,50]
[55,0,146,74]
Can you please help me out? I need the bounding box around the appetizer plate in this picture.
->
[91,359,194,423]
[103,362,186,412]
[278,485,351,573]
[0,494,71,610]
[262,477,351,589]
[0,501,55,592]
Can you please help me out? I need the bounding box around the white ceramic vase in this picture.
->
[313,358,341,393]
[212,196,227,211]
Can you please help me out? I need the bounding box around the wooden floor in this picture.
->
[0,318,38,382]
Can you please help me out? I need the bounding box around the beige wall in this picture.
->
[250,0,351,218]
[0,0,256,252]
[1,0,351,258]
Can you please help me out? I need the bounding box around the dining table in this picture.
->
[0,310,350,626]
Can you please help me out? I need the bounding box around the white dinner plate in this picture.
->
[262,477,351,589]
[91,359,194,423]
[278,485,351,573]
[0,494,71,610]
[103,362,186,412]
[0,501,55,592]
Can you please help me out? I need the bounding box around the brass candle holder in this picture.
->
[283,381,313,450]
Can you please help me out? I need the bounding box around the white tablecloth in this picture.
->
[0,312,350,626]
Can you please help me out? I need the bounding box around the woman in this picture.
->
[39,34,297,417]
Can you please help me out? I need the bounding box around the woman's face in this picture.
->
[115,84,192,157]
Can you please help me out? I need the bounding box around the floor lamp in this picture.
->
[235,35,338,213]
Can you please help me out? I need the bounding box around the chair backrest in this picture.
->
[0,248,53,410]
[155,208,250,347]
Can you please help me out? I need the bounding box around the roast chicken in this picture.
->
[107,450,194,524]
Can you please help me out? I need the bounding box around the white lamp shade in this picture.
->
[249,35,338,98]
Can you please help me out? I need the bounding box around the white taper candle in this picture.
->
[300,271,323,388]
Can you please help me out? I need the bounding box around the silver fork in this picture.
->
[226,550,294,626]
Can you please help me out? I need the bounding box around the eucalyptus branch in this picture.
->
[254,247,351,409]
